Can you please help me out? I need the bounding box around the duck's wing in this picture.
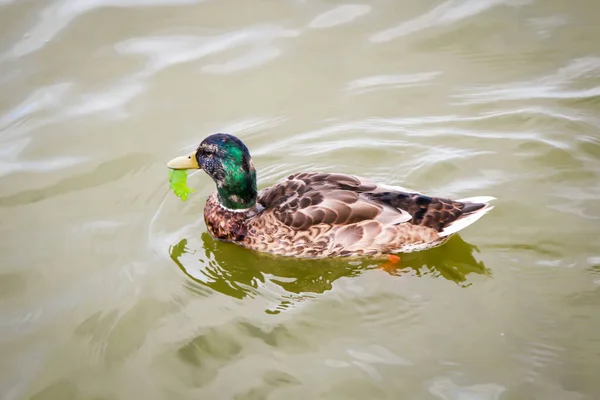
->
[256,172,412,231]
[257,172,494,234]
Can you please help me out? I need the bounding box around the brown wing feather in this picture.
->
[257,172,412,231]
[258,172,486,232]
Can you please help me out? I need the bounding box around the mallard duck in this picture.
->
[167,133,495,259]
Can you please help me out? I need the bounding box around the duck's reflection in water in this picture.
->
[169,232,490,305]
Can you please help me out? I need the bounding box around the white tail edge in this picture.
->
[455,196,497,203]
[439,197,496,237]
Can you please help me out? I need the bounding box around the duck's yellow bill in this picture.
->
[167,151,199,170]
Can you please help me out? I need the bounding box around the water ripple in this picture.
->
[456,57,600,103]
[427,378,506,400]
[202,45,281,75]
[0,83,73,135]
[308,5,372,29]
[346,71,442,94]
[370,0,518,43]
[3,0,204,61]
[527,16,568,39]
[115,26,298,77]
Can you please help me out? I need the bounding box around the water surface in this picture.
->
[1,0,600,399]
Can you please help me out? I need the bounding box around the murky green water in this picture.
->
[2,0,600,399]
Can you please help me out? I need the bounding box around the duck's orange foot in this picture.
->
[387,254,401,264]
[378,254,402,274]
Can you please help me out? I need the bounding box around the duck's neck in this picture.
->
[215,164,257,210]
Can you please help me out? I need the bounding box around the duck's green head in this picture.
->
[167,133,257,210]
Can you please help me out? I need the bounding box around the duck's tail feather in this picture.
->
[439,196,496,237]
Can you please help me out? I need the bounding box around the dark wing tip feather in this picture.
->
[461,202,485,214]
